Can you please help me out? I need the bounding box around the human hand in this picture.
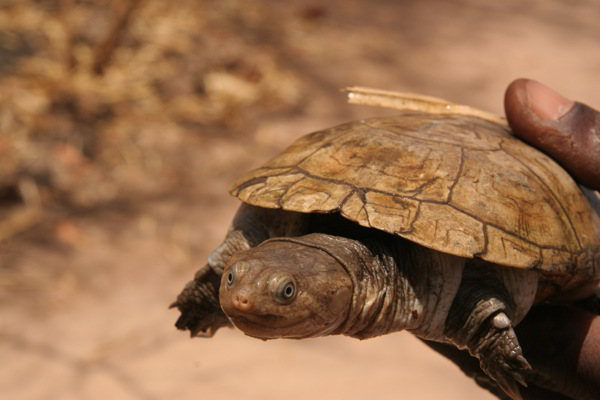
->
[503,79,600,400]
[424,79,600,400]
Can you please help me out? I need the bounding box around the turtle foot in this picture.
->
[481,359,529,400]
[170,263,232,337]
[479,314,531,400]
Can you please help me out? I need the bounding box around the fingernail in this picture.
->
[525,80,574,121]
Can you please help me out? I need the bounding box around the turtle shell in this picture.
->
[230,112,600,274]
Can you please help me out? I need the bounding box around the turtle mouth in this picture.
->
[227,311,318,339]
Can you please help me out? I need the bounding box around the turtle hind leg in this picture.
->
[171,264,232,337]
[454,307,530,400]
[444,264,536,400]
[476,312,531,400]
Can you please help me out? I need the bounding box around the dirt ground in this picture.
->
[1,1,599,399]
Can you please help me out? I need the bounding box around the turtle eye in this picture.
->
[227,269,235,286]
[274,279,296,303]
[269,272,297,304]
[279,281,296,301]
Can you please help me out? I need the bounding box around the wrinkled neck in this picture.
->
[334,236,464,341]
[333,238,411,338]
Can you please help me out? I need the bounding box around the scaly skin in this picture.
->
[220,233,538,400]
[444,262,537,399]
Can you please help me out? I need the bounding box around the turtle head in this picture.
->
[219,236,353,339]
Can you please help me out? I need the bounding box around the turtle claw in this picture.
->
[191,326,216,338]
[479,322,531,400]
[484,367,524,400]
[481,352,529,400]
[511,369,528,388]
[171,263,232,337]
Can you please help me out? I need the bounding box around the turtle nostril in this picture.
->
[232,293,252,311]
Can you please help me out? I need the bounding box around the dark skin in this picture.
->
[427,79,600,400]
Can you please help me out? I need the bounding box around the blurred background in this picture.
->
[1,1,599,399]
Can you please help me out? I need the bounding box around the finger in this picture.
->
[504,79,600,190]
[515,304,600,400]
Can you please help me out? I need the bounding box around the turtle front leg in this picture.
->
[171,223,256,337]
[171,204,307,337]
[171,261,231,337]
[443,262,537,400]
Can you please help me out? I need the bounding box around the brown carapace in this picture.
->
[172,93,600,400]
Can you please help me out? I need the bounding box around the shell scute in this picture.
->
[231,112,600,272]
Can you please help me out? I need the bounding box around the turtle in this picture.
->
[171,88,600,400]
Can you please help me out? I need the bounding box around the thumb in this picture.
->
[504,79,600,190]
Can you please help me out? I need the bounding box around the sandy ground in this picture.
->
[1,1,600,399]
